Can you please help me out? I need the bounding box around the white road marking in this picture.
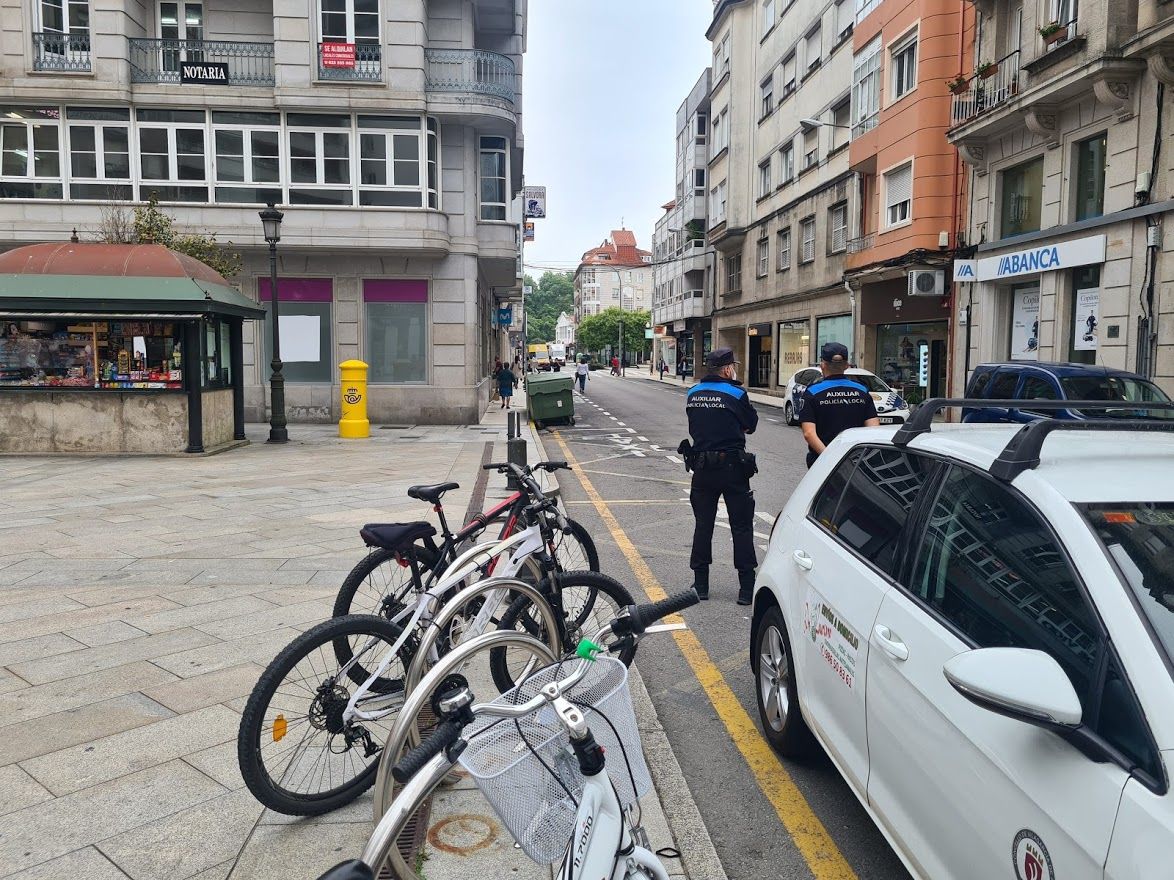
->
[616,422,626,427]
[667,455,683,464]
[714,521,771,540]
[637,436,649,442]
[755,512,775,523]
[766,418,779,423]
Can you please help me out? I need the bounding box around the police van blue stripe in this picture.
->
[688,382,747,399]
[806,378,868,395]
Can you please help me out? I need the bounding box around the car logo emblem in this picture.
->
[1012,830,1054,880]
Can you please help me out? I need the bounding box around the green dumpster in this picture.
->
[526,371,575,428]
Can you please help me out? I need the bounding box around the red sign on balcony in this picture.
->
[321,42,356,68]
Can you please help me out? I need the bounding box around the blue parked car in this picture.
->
[962,362,1173,422]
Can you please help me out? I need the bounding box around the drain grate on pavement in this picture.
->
[377,704,438,878]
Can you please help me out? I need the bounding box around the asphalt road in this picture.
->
[541,370,911,880]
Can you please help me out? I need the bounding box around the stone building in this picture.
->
[573,229,653,321]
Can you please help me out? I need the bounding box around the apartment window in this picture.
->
[725,252,743,295]
[1074,132,1106,221]
[66,106,130,201]
[780,142,795,183]
[800,216,816,263]
[712,179,728,224]
[210,111,281,205]
[856,0,881,23]
[479,135,508,220]
[890,30,918,101]
[999,156,1044,237]
[835,0,854,39]
[320,0,380,53]
[782,54,796,96]
[158,2,203,74]
[803,129,818,170]
[884,160,913,227]
[426,117,439,209]
[365,281,428,384]
[286,112,351,206]
[852,36,881,132]
[136,108,207,202]
[828,202,848,253]
[761,0,775,33]
[757,237,769,277]
[804,28,822,73]
[714,32,731,77]
[358,115,424,207]
[760,75,775,118]
[37,0,90,68]
[712,108,729,155]
[694,168,706,194]
[777,227,791,270]
[830,100,850,152]
[1050,0,1077,26]
[0,108,61,199]
[758,158,772,197]
[695,113,707,144]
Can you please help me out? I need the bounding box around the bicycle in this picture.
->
[315,590,700,880]
[237,469,634,816]
[334,460,599,622]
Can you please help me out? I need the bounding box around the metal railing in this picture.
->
[851,113,878,139]
[425,48,516,103]
[128,38,274,85]
[846,233,874,254]
[950,50,1020,125]
[317,41,382,81]
[32,32,91,72]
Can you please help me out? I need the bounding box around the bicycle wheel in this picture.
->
[489,570,636,693]
[238,615,408,815]
[334,544,440,619]
[552,517,600,573]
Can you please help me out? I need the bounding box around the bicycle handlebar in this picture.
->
[391,718,465,783]
[613,591,700,638]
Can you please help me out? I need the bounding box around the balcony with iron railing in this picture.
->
[129,38,274,86]
[425,48,516,105]
[32,32,91,72]
[846,233,874,254]
[950,50,1021,125]
[317,41,382,82]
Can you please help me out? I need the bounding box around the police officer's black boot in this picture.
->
[691,566,710,601]
[737,569,755,606]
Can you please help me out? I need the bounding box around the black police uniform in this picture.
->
[798,376,878,467]
[684,359,759,593]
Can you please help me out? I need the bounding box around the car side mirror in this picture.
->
[943,648,1082,729]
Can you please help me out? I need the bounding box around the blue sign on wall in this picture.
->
[497,306,513,326]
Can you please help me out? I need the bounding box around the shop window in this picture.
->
[479,135,508,221]
[875,321,948,391]
[201,316,231,388]
[777,319,811,376]
[817,314,852,354]
[211,111,282,205]
[0,107,63,199]
[883,161,912,227]
[66,106,131,201]
[365,280,428,384]
[1074,133,1106,222]
[756,237,769,277]
[1067,265,1099,365]
[999,156,1044,237]
[777,227,791,271]
[259,278,334,383]
[800,216,816,263]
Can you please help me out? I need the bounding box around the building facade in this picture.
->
[947,0,1174,393]
[573,229,653,321]
[0,0,526,424]
[707,0,858,398]
[844,0,971,403]
[554,310,574,347]
[651,69,713,379]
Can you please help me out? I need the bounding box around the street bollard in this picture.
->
[506,411,526,489]
[338,359,370,439]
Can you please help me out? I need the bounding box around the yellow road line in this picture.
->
[552,430,858,880]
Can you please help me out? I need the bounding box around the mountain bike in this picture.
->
[333,460,599,621]
[237,472,633,816]
[314,590,700,880]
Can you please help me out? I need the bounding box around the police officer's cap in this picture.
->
[820,342,849,363]
[706,347,738,368]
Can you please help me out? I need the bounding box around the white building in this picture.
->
[573,229,653,322]
[554,310,574,347]
[0,0,527,424]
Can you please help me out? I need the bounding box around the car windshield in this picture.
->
[1082,503,1174,674]
[1061,375,1174,419]
[851,374,891,393]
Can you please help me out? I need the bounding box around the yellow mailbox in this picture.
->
[339,359,370,439]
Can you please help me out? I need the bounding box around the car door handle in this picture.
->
[792,550,814,571]
[873,625,909,661]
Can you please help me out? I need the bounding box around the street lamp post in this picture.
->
[259,202,288,444]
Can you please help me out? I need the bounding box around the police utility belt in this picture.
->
[677,440,758,477]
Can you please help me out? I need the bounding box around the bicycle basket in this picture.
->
[457,656,650,864]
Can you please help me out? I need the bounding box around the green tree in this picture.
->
[576,307,651,358]
[523,270,574,343]
[132,195,242,279]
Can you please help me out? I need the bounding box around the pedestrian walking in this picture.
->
[610,356,620,376]
[678,347,759,605]
[798,342,880,468]
[658,358,668,380]
[677,357,687,380]
[497,361,518,409]
[575,358,589,393]
[490,359,502,402]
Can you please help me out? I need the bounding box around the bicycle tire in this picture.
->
[238,614,408,816]
[489,570,636,694]
[334,544,441,620]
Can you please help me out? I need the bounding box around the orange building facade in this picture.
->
[844,0,974,403]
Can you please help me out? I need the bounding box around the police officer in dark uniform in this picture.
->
[799,342,880,468]
[680,347,759,605]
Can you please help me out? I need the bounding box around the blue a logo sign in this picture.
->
[497,306,513,326]
[997,247,1060,277]
[957,263,975,278]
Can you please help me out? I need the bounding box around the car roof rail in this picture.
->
[892,398,1174,449]
[989,417,1174,481]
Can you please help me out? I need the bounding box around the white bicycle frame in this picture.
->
[341,519,551,723]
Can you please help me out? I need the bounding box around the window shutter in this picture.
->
[836,0,853,36]
[806,29,821,68]
[886,163,912,210]
[783,54,796,88]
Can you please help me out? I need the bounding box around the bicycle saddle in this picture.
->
[359,521,436,550]
[314,860,373,880]
[407,482,460,504]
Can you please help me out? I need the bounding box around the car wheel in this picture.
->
[754,605,813,757]
[784,401,797,426]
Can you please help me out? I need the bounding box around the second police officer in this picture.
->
[680,347,759,605]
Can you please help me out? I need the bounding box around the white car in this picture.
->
[750,403,1174,880]
[782,367,910,427]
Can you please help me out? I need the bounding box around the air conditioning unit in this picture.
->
[908,269,945,297]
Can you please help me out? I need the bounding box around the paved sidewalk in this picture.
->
[0,393,715,880]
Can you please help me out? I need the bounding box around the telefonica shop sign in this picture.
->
[953,234,1106,282]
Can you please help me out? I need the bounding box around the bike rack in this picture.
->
[372,630,557,879]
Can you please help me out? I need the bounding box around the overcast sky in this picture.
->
[521,1,714,274]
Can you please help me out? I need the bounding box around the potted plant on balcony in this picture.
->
[1039,21,1066,45]
[947,75,969,95]
[976,60,998,79]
